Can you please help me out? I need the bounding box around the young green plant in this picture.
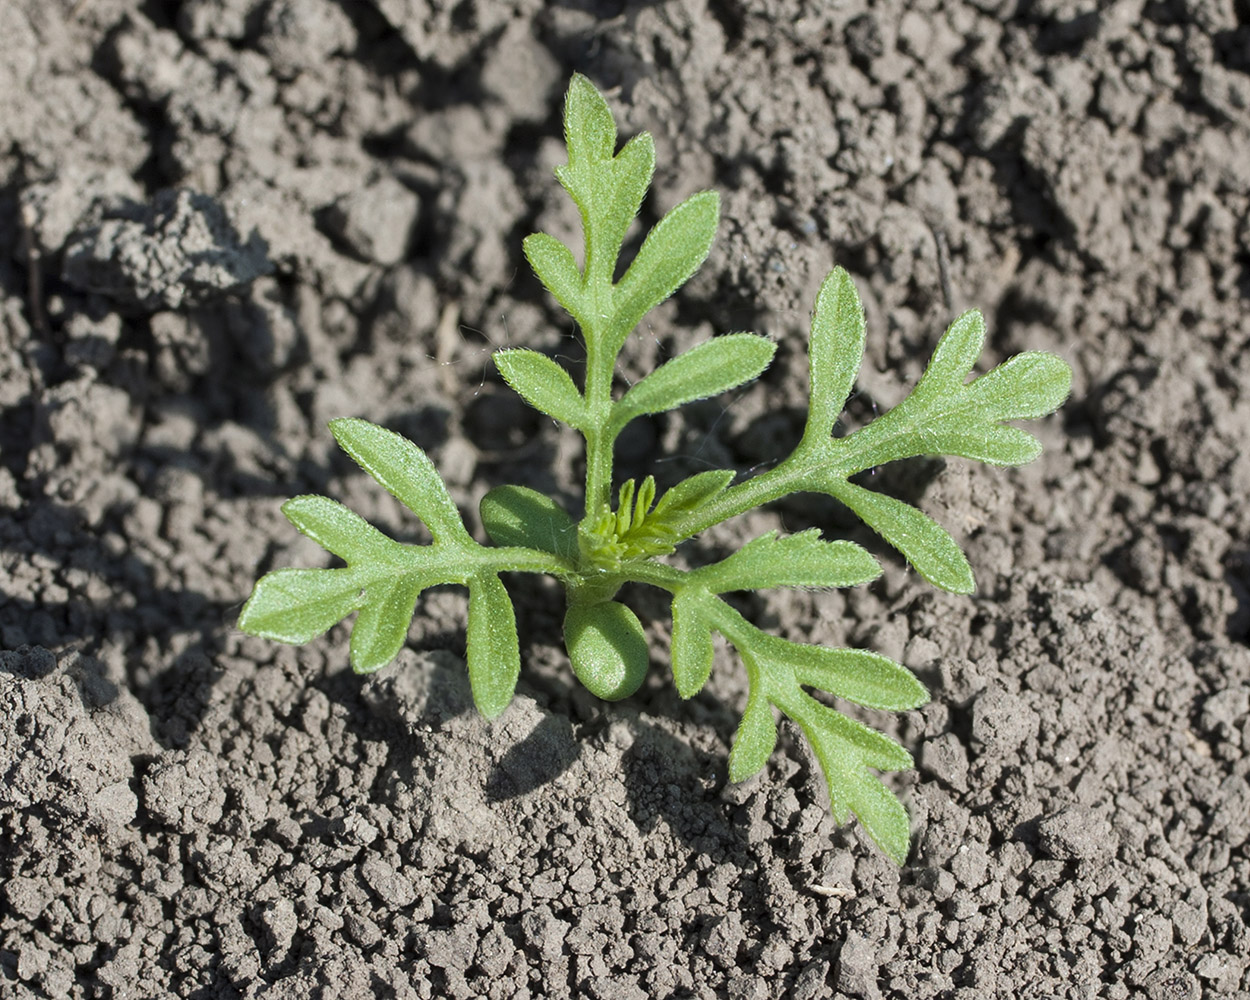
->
[239,74,1072,864]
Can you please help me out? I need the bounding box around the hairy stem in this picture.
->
[664,440,845,541]
[459,545,579,579]
[580,288,620,519]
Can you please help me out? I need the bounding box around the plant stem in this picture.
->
[462,545,578,579]
[580,284,618,520]
[582,423,615,521]
[651,397,937,544]
[664,440,846,541]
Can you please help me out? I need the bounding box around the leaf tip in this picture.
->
[476,697,510,721]
[726,754,759,784]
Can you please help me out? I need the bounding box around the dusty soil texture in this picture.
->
[2,1,1249,998]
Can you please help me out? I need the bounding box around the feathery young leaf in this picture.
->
[651,469,735,522]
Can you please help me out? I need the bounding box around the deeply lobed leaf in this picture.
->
[692,597,924,861]
[827,311,1071,475]
[596,134,657,281]
[792,696,914,864]
[744,628,927,716]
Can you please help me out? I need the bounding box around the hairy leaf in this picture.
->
[330,418,472,546]
[467,574,521,718]
[690,529,880,594]
[913,309,985,398]
[790,694,915,864]
[790,646,927,711]
[610,191,719,354]
[962,351,1073,421]
[350,575,423,673]
[828,321,1071,475]
[561,72,616,168]
[555,75,656,289]
[670,590,715,698]
[239,567,362,644]
[599,134,656,280]
[801,694,915,772]
[611,333,775,432]
[523,233,587,326]
[826,479,975,594]
[727,677,777,782]
[480,485,578,561]
[804,267,866,444]
[494,349,587,429]
[281,495,390,563]
[729,625,924,714]
[897,424,1044,466]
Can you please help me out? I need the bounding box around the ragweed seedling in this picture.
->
[239,74,1071,863]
